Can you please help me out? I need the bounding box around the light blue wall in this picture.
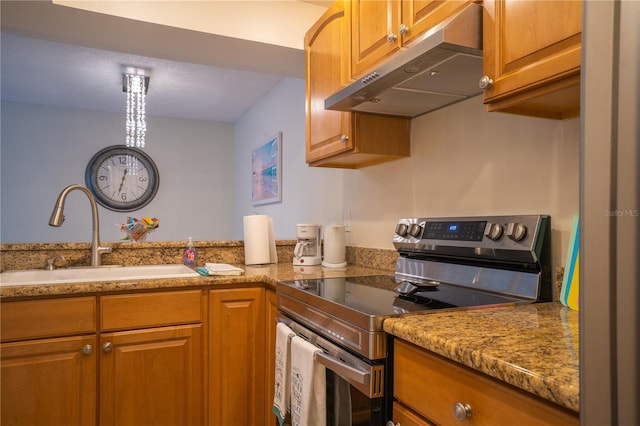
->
[0,102,235,243]
[233,78,344,240]
[1,76,579,270]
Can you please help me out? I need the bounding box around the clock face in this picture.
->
[85,146,159,212]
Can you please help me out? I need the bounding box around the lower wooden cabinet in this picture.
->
[99,324,202,426]
[393,339,579,426]
[1,297,98,426]
[1,334,97,426]
[100,290,204,426]
[1,291,204,426]
[1,286,275,426]
[208,287,266,426]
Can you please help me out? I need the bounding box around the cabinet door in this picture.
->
[305,2,411,168]
[1,335,97,426]
[482,0,582,118]
[394,340,578,425]
[305,1,354,164]
[99,325,202,426]
[401,0,473,46]
[350,0,401,78]
[265,289,279,425]
[209,288,265,426]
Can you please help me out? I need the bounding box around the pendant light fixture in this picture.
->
[122,68,150,149]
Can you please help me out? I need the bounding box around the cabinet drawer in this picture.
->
[1,297,96,342]
[394,340,578,426]
[393,401,435,426]
[101,290,202,331]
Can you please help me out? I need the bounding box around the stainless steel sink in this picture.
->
[0,264,200,286]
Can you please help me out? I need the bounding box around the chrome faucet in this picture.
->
[48,184,112,266]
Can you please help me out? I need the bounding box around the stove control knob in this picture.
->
[408,223,423,238]
[506,222,527,241]
[484,222,503,240]
[395,223,409,237]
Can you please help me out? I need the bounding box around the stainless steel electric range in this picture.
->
[277,215,551,426]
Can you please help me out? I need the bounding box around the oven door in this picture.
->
[278,315,388,426]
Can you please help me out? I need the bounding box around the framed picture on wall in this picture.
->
[252,132,282,206]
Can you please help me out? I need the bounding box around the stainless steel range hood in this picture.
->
[325,3,483,118]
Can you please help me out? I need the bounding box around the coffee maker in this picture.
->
[293,224,322,265]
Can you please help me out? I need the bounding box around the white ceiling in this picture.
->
[0,1,331,123]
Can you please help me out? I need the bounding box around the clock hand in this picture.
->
[118,168,128,193]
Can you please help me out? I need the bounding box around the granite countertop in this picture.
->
[384,303,580,412]
[0,263,387,299]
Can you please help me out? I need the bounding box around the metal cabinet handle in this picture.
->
[82,344,93,355]
[479,75,494,89]
[387,32,398,42]
[399,24,409,35]
[340,134,349,143]
[386,421,400,426]
[453,402,472,421]
[103,342,113,352]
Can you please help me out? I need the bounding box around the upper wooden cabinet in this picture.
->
[481,0,582,118]
[350,0,476,79]
[305,1,411,168]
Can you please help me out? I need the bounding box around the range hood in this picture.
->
[325,3,483,118]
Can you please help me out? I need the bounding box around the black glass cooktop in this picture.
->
[279,275,527,317]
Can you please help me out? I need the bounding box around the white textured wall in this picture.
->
[1,102,235,243]
[341,96,580,268]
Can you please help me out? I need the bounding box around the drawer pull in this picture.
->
[103,342,113,352]
[81,344,93,355]
[453,402,472,421]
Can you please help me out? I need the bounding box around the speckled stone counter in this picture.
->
[384,303,579,412]
[0,240,398,298]
[0,263,389,299]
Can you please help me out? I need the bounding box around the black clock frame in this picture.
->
[85,145,160,212]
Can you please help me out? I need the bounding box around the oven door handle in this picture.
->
[314,351,370,386]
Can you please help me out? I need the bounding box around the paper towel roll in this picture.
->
[243,215,272,265]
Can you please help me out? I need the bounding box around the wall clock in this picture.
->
[85,145,160,212]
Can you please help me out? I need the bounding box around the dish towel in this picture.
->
[290,336,326,426]
[273,323,295,426]
[204,263,244,275]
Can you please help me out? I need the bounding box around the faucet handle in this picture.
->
[98,246,113,254]
[45,255,65,271]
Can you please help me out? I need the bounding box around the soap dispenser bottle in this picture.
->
[183,237,197,267]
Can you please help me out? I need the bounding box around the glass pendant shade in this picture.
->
[124,73,147,149]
